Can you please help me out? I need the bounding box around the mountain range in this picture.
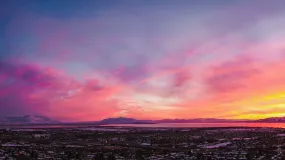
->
[0,115,59,124]
[1,115,285,124]
[255,117,285,123]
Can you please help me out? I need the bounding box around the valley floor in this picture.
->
[0,127,285,159]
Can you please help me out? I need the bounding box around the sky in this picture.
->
[1,0,285,121]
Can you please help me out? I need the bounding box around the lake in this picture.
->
[2,123,285,129]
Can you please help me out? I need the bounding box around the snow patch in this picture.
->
[200,142,232,149]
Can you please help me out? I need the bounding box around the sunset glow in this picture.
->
[1,0,285,121]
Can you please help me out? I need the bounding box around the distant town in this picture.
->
[1,116,285,159]
[1,126,285,159]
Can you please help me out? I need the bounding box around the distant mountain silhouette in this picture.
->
[255,116,285,122]
[95,117,285,124]
[84,117,256,124]
[0,115,59,124]
[99,117,153,124]
[153,118,247,123]
[2,115,285,125]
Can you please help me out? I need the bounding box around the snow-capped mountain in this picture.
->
[0,115,59,124]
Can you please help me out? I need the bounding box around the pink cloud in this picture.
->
[205,56,261,94]
[0,60,125,121]
[3,0,285,121]
[168,53,285,119]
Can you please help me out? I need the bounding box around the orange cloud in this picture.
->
[171,55,285,119]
